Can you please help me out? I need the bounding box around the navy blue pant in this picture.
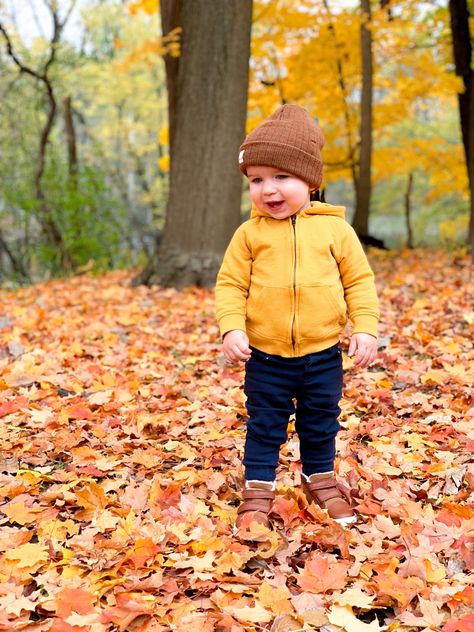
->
[243,344,343,481]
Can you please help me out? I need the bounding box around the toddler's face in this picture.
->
[247,166,311,220]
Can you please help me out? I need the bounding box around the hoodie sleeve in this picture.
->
[335,222,379,337]
[215,224,252,337]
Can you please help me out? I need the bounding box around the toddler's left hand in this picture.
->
[348,333,378,368]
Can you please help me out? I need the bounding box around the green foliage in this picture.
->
[0,0,166,284]
[43,157,129,272]
[0,151,130,283]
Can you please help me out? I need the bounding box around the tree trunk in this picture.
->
[404,171,414,249]
[137,0,253,288]
[160,0,181,154]
[352,0,373,238]
[449,0,474,252]
[63,95,78,183]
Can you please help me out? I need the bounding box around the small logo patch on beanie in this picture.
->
[239,150,245,164]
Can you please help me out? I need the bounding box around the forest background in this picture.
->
[1,2,474,630]
[0,0,471,286]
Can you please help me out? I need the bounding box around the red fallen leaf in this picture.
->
[444,613,474,632]
[460,439,474,452]
[101,593,154,631]
[0,397,28,417]
[66,404,93,420]
[74,465,108,477]
[453,534,474,570]
[0,400,17,418]
[355,499,382,515]
[272,496,302,526]
[436,510,463,527]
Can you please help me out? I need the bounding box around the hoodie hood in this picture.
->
[250,201,346,220]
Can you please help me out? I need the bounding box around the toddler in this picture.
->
[215,104,379,530]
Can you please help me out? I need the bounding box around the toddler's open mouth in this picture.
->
[266,200,285,210]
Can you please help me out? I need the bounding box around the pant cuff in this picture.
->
[244,467,276,482]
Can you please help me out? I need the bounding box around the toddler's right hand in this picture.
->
[222,330,251,363]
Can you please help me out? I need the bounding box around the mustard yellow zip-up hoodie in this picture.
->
[215,202,379,358]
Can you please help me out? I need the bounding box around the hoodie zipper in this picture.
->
[291,214,297,353]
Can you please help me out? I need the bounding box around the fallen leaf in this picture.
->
[297,553,350,593]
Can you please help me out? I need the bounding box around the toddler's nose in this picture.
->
[262,179,277,194]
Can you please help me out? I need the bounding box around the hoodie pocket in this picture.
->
[247,286,293,342]
[298,284,347,341]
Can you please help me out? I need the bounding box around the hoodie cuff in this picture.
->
[219,315,247,339]
[351,315,379,338]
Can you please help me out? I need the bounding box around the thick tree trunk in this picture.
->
[449,0,474,252]
[137,0,252,288]
[352,0,373,237]
[160,0,181,154]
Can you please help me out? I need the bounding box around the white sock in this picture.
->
[302,470,334,482]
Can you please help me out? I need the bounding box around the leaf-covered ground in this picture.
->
[0,249,473,632]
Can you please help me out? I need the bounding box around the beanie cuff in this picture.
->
[239,140,323,189]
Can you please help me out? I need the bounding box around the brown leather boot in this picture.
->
[235,482,275,535]
[302,472,356,526]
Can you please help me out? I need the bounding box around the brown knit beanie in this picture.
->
[238,104,325,190]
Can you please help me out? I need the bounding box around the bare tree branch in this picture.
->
[0,2,79,270]
[0,22,44,81]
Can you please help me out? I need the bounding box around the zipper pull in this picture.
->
[291,214,296,225]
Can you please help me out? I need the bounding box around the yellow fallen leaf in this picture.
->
[4,543,49,569]
[224,603,273,624]
[424,558,446,583]
[336,587,375,609]
[257,582,293,615]
[2,500,41,526]
[37,518,79,541]
[328,604,385,631]
[421,370,446,385]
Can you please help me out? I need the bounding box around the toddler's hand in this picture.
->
[348,333,377,368]
[222,330,251,363]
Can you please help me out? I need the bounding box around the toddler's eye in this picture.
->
[275,174,289,180]
[250,177,262,184]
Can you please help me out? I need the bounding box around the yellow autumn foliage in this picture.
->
[249,0,465,204]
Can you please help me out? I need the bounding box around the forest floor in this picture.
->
[0,249,473,632]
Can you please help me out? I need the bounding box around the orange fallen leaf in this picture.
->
[297,553,350,593]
